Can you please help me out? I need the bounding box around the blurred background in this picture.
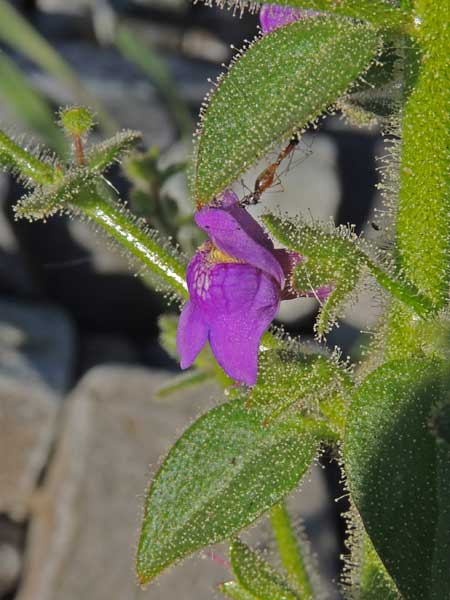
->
[0,1,384,598]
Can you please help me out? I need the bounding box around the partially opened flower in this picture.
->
[259,3,320,34]
[176,191,328,385]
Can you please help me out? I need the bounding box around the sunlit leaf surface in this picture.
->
[230,539,300,600]
[194,17,380,204]
[137,397,317,584]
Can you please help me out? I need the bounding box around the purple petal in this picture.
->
[216,190,274,250]
[207,267,280,385]
[215,189,240,210]
[176,301,209,369]
[272,248,305,300]
[195,207,284,287]
[308,284,334,302]
[187,251,266,315]
[273,248,303,277]
[259,4,305,34]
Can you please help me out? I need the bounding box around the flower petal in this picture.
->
[207,267,280,385]
[305,284,334,302]
[273,248,305,300]
[195,207,284,287]
[216,189,274,250]
[273,248,303,277]
[176,301,209,369]
[259,4,305,34]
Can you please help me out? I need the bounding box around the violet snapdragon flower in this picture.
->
[176,190,303,386]
[259,3,320,34]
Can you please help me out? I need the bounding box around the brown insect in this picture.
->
[240,134,301,206]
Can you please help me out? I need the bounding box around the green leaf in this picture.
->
[263,214,435,328]
[250,347,348,430]
[345,358,450,600]
[264,214,365,336]
[337,40,402,124]
[14,167,95,220]
[395,2,450,307]
[136,397,318,584]
[220,581,260,600]
[230,539,300,600]
[0,51,65,152]
[0,0,115,133]
[218,0,412,30]
[343,504,400,599]
[194,17,380,204]
[270,502,314,598]
[359,535,401,600]
[86,130,142,173]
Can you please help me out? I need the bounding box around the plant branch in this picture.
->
[270,502,314,599]
[75,189,188,299]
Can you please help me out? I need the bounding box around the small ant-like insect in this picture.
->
[239,133,301,207]
[370,221,381,231]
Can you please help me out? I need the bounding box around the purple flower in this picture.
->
[259,4,320,34]
[176,190,303,385]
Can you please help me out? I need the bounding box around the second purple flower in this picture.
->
[259,3,320,34]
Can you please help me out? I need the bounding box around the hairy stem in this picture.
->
[396,1,450,303]
[270,502,314,598]
[387,0,449,356]
[0,129,57,185]
[75,190,188,299]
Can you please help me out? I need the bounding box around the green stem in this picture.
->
[75,191,188,299]
[270,502,314,599]
[219,582,259,600]
[157,371,211,398]
[395,1,450,304]
[0,129,57,184]
[387,0,450,356]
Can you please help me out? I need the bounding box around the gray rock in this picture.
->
[0,542,22,596]
[0,299,75,393]
[0,516,25,597]
[0,375,58,520]
[16,365,226,600]
[78,333,140,374]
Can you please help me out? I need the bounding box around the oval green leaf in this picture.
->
[345,358,450,600]
[194,17,380,204]
[230,539,300,600]
[136,397,317,584]
[220,581,261,600]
